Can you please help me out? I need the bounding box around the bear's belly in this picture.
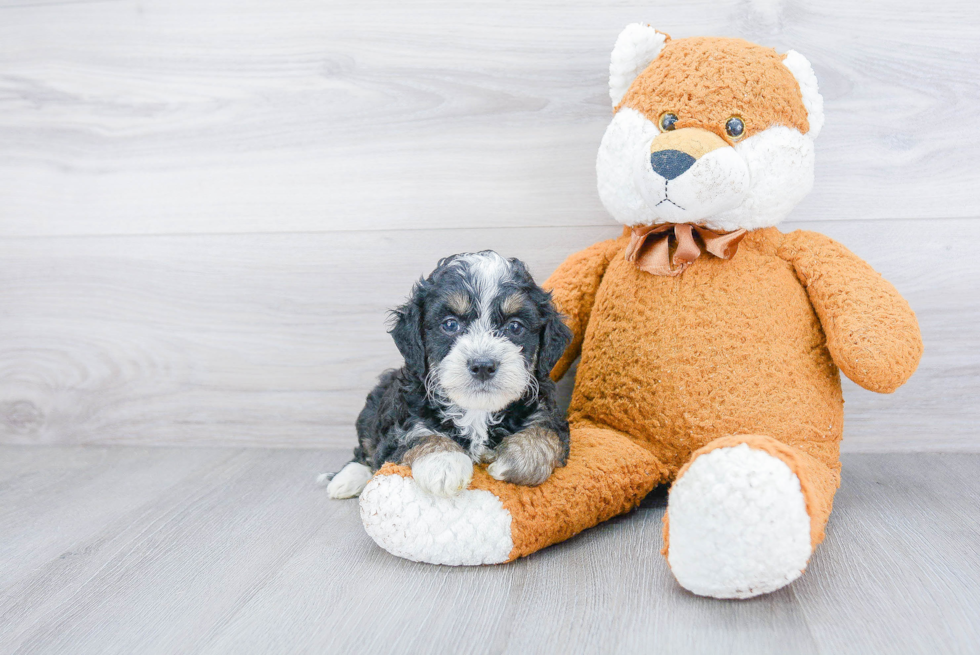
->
[568,246,843,472]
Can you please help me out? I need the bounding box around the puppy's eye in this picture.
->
[505,320,525,337]
[725,116,745,140]
[659,112,678,131]
[441,318,460,334]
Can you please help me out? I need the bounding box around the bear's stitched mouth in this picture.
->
[655,180,685,210]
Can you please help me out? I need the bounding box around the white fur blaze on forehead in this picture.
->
[609,24,668,107]
[454,251,510,283]
[453,251,512,337]
[782,50,824,139]
[453,251,511,308]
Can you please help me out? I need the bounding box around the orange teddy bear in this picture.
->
[359,25,923,599]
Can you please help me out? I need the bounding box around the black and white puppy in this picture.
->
[323,250,573,499]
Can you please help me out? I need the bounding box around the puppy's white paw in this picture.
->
[324,462,373,499]
[412,451,473,497]
[487,456,553,486]
[486,459,511,482]
[487,428,561,486]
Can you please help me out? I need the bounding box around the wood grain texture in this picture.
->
[1,447,977,654]
[0,225,609,448]
[0,0,975,451]
[0,0,978,237]
[0,218,975,450]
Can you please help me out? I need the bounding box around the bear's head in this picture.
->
[597,26,824,232]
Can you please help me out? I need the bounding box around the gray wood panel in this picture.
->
[0,0,977,237]
[1,446,978,654]
[0,218,975,450]
[0,0,976,451]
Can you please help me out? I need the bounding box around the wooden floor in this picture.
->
[1,447,978,654]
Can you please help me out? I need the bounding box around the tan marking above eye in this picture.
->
[501,293,526,315]
[445,292,471,315]
[650,127,728,160]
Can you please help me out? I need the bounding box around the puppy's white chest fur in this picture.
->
[442,407,499,462]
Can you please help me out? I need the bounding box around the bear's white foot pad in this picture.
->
[359,473,513,566]
[667,443,812,599]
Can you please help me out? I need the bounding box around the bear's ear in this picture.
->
[782,50,825,139]
[609,24,669,108]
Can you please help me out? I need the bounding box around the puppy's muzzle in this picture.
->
[467,357,498,382]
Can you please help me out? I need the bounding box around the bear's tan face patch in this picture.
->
[619,37,810,143]
[650,128,728,160]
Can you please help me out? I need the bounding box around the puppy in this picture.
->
[322,250,573,499]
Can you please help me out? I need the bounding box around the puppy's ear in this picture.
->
[537,296,573,379]
[389,280,428,380]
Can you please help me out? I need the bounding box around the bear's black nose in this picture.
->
[650,149,696,180]
[467,358,498,382]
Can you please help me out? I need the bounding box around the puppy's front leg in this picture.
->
[403,434,473,497]
[487,428,564,486]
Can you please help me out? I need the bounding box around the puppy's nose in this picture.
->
[467,358,498,381]
[650,149,696,180]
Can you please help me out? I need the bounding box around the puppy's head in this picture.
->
[390,251,572,412]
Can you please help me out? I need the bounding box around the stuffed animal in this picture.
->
[358,25,923,599]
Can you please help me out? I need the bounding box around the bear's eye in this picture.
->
[725,116,745,140]
[659,112,678,132]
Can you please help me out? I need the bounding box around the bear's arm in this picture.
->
[778,230,923,393]
[543,235,627,381]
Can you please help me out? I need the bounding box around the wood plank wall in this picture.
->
[1,0,977,450]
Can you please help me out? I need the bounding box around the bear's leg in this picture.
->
[663,434,839,599]
[358,425,668,565]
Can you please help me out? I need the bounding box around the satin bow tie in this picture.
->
[624,223,747,276]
